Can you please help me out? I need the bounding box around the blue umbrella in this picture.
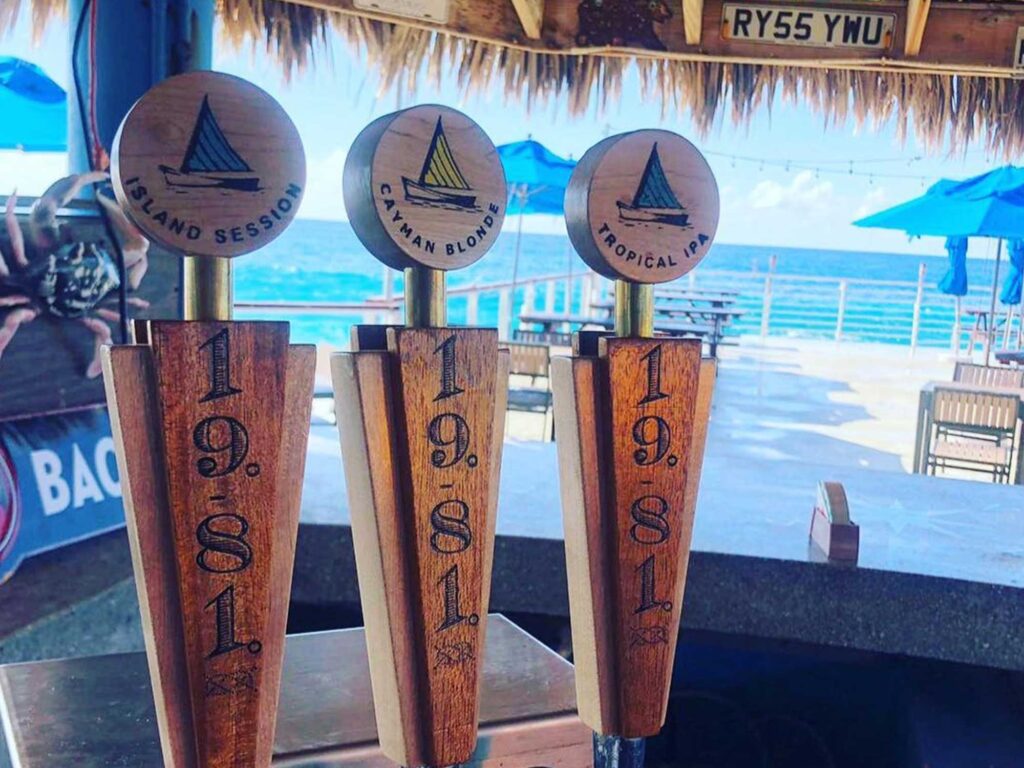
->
[936,237,969,354]
[854,166,1024,362]
[855,167,1024,239]
[938,237,968,297]
[500,139,575,205]
[0,57,67,152]
[498,139,576,303]
[1000,240,1024,306]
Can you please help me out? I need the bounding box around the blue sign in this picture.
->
[0,407,125,583]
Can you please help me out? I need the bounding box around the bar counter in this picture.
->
[296,426,1024,671]
[0,424,1021,673]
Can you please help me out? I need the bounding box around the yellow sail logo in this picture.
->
[403,117,479,211]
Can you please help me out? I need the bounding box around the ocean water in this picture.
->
[235,219,1009,348]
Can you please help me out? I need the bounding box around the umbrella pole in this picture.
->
[953,296,962,355]
[566,240,574,316]
[986,239,1003,367]
[510,188,525,325]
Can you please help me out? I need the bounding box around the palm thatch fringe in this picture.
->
[6,0,1024,156]
[1,0,63,40]
[329,14,1024,158]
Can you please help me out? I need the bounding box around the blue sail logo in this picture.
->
[160,95,261,193]
[402,117,479,211]
[618,143,690,228]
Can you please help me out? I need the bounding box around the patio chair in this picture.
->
[953,362,1024,388]
[925,388,1019,483]
[505,342,554,440]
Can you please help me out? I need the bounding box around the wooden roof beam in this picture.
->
[684,0,704,46]
[511,0,544,39]
[292,0,1024,78]
[905,0,932,56]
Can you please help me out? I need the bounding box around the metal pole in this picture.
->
[183,257,232,321]
[835,280,848,343]
[567,241,575,316]
[67,0,214,175]
[509,187,526,319]
[910,262,926,358]
[614,281,654,338]
[404,266,446,328]
[952,295,962,355]
[986,239,1003,367]
[594,734,646,768]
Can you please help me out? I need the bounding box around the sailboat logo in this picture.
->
[618,143,690,228]
[402,117,479,211]
[160,95,261,192]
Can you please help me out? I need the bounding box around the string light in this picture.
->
[702,149,935,181]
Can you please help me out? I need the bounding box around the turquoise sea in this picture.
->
[235,219,1008,348]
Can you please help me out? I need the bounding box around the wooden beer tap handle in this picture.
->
[334,105,509,768]
[103,71,314,768]
[555,130,720,743]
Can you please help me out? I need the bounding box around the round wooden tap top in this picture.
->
[111,71,305,258]
[343,105,507,271]
[565,130,719,283]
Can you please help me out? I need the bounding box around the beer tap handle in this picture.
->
[334,105,509,768]
[104,71,314,768]
[555,130,720,748]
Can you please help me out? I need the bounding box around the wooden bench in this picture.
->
[925,388,1019,483]
[505,342,553,440]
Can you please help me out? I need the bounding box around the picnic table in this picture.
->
[589,300,743,356]
[518,312,729,358]
[912,379,1024,482]
[654,287,739,307]
[961,307,1014,355]
[996,350,1024,366]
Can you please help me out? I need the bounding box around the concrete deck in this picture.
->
[508,335,959,474]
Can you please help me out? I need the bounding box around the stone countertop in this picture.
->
[298,425,1024,672]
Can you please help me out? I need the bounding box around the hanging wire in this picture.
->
[701,149,936,181]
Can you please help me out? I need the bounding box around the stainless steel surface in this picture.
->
[0,615,586,767]
[593,734,646,768]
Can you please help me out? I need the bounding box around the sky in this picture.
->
[0,8,1012,258]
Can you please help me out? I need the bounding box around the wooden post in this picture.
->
[523,282,536,323]
[498,286,512,340]
[556,130,720,762]
[682,0,704,45]
[835,280,848,343]
[467,287,480,326]
[910,262,926,357]
[760,253,776,339]
[103,71,314,768]
[335,105,510,768]
[545,278,557,313]
[905,0,932,56]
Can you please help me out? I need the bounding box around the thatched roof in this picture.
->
[7,0,1024,157]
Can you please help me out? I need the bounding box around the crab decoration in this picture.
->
[1,172,150,378]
